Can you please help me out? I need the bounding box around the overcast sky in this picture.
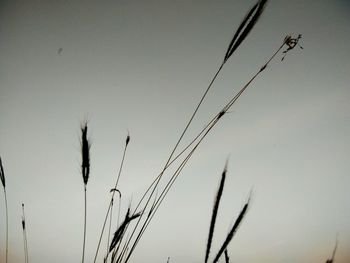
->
[1,0,350,262]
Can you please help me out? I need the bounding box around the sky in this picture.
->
[0,0,350,262]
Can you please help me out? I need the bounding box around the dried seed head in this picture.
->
[224,0,268,63]
[21,203,26,230]
[217,110,226,120]
[126,131,130,146]
[0,156,5,188]
[81,123,91,185]
[22,218,25,230]
[108,208,141,253]
[282,34,303,61]
[212,199,249,263]
[205,164,227,263]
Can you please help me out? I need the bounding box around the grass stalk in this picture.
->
[0,157,8,263]
[120,2,274,260]
[82,185,87,263]
[80,122,90,263]
[106,197,114,260]
[122,61,225,257]
[224,249,230,263]
[93,134,129,262]
[124,142,198,262]
[326,234,338,263]
[21,203,29,263]
[212,196,250,263]
[123,32,301,262]
[205,163,227,263]
[105,190,121,263]
[4,189,9,263]
[108,208,141,255]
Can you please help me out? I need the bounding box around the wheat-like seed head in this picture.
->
[205,163,227,263]
[224,0,268,63]
[0,156,5,188]
[81,123,90,185]
[126,132,130,146]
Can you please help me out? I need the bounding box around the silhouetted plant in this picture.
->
[205,162,227,263]
[120,2,303,262]
[94,133,130,263]
[21,203,29,263]
[120,1,271,260]
[213,197,250,263]
[325,235,338,263]
[205,163,250,263]
[224,249,230,263]
[0,0,306,262]
[0,156,8,263]
[281,34,303,61]
[81,122,91,263]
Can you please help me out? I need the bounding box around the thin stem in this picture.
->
[94,200,113,263]
[22,204,29,263]
[147,61,225,207]
[125,117,219,262]
[105,198,114,262]
[124,39,288,262]
[122,62,225,260]
[4,188,8,263]
[94,140,129,263]
[117,196,121,231]
[130,114,217,217]
[22,230,27,263]
[166,61,225,166]
[24,230,28,263]
[124,150,194,262]
[82,185,87,263]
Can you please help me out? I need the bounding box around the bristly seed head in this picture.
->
[81,122,91,185]
[281,34,303,61]
[224,0,268,63]
[21,203,26,230]
[126,131,130,146]
[217,110,226,120]
[0,156,5,188]
[108,207,141,253]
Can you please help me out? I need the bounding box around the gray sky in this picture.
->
[1,0,350,262]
